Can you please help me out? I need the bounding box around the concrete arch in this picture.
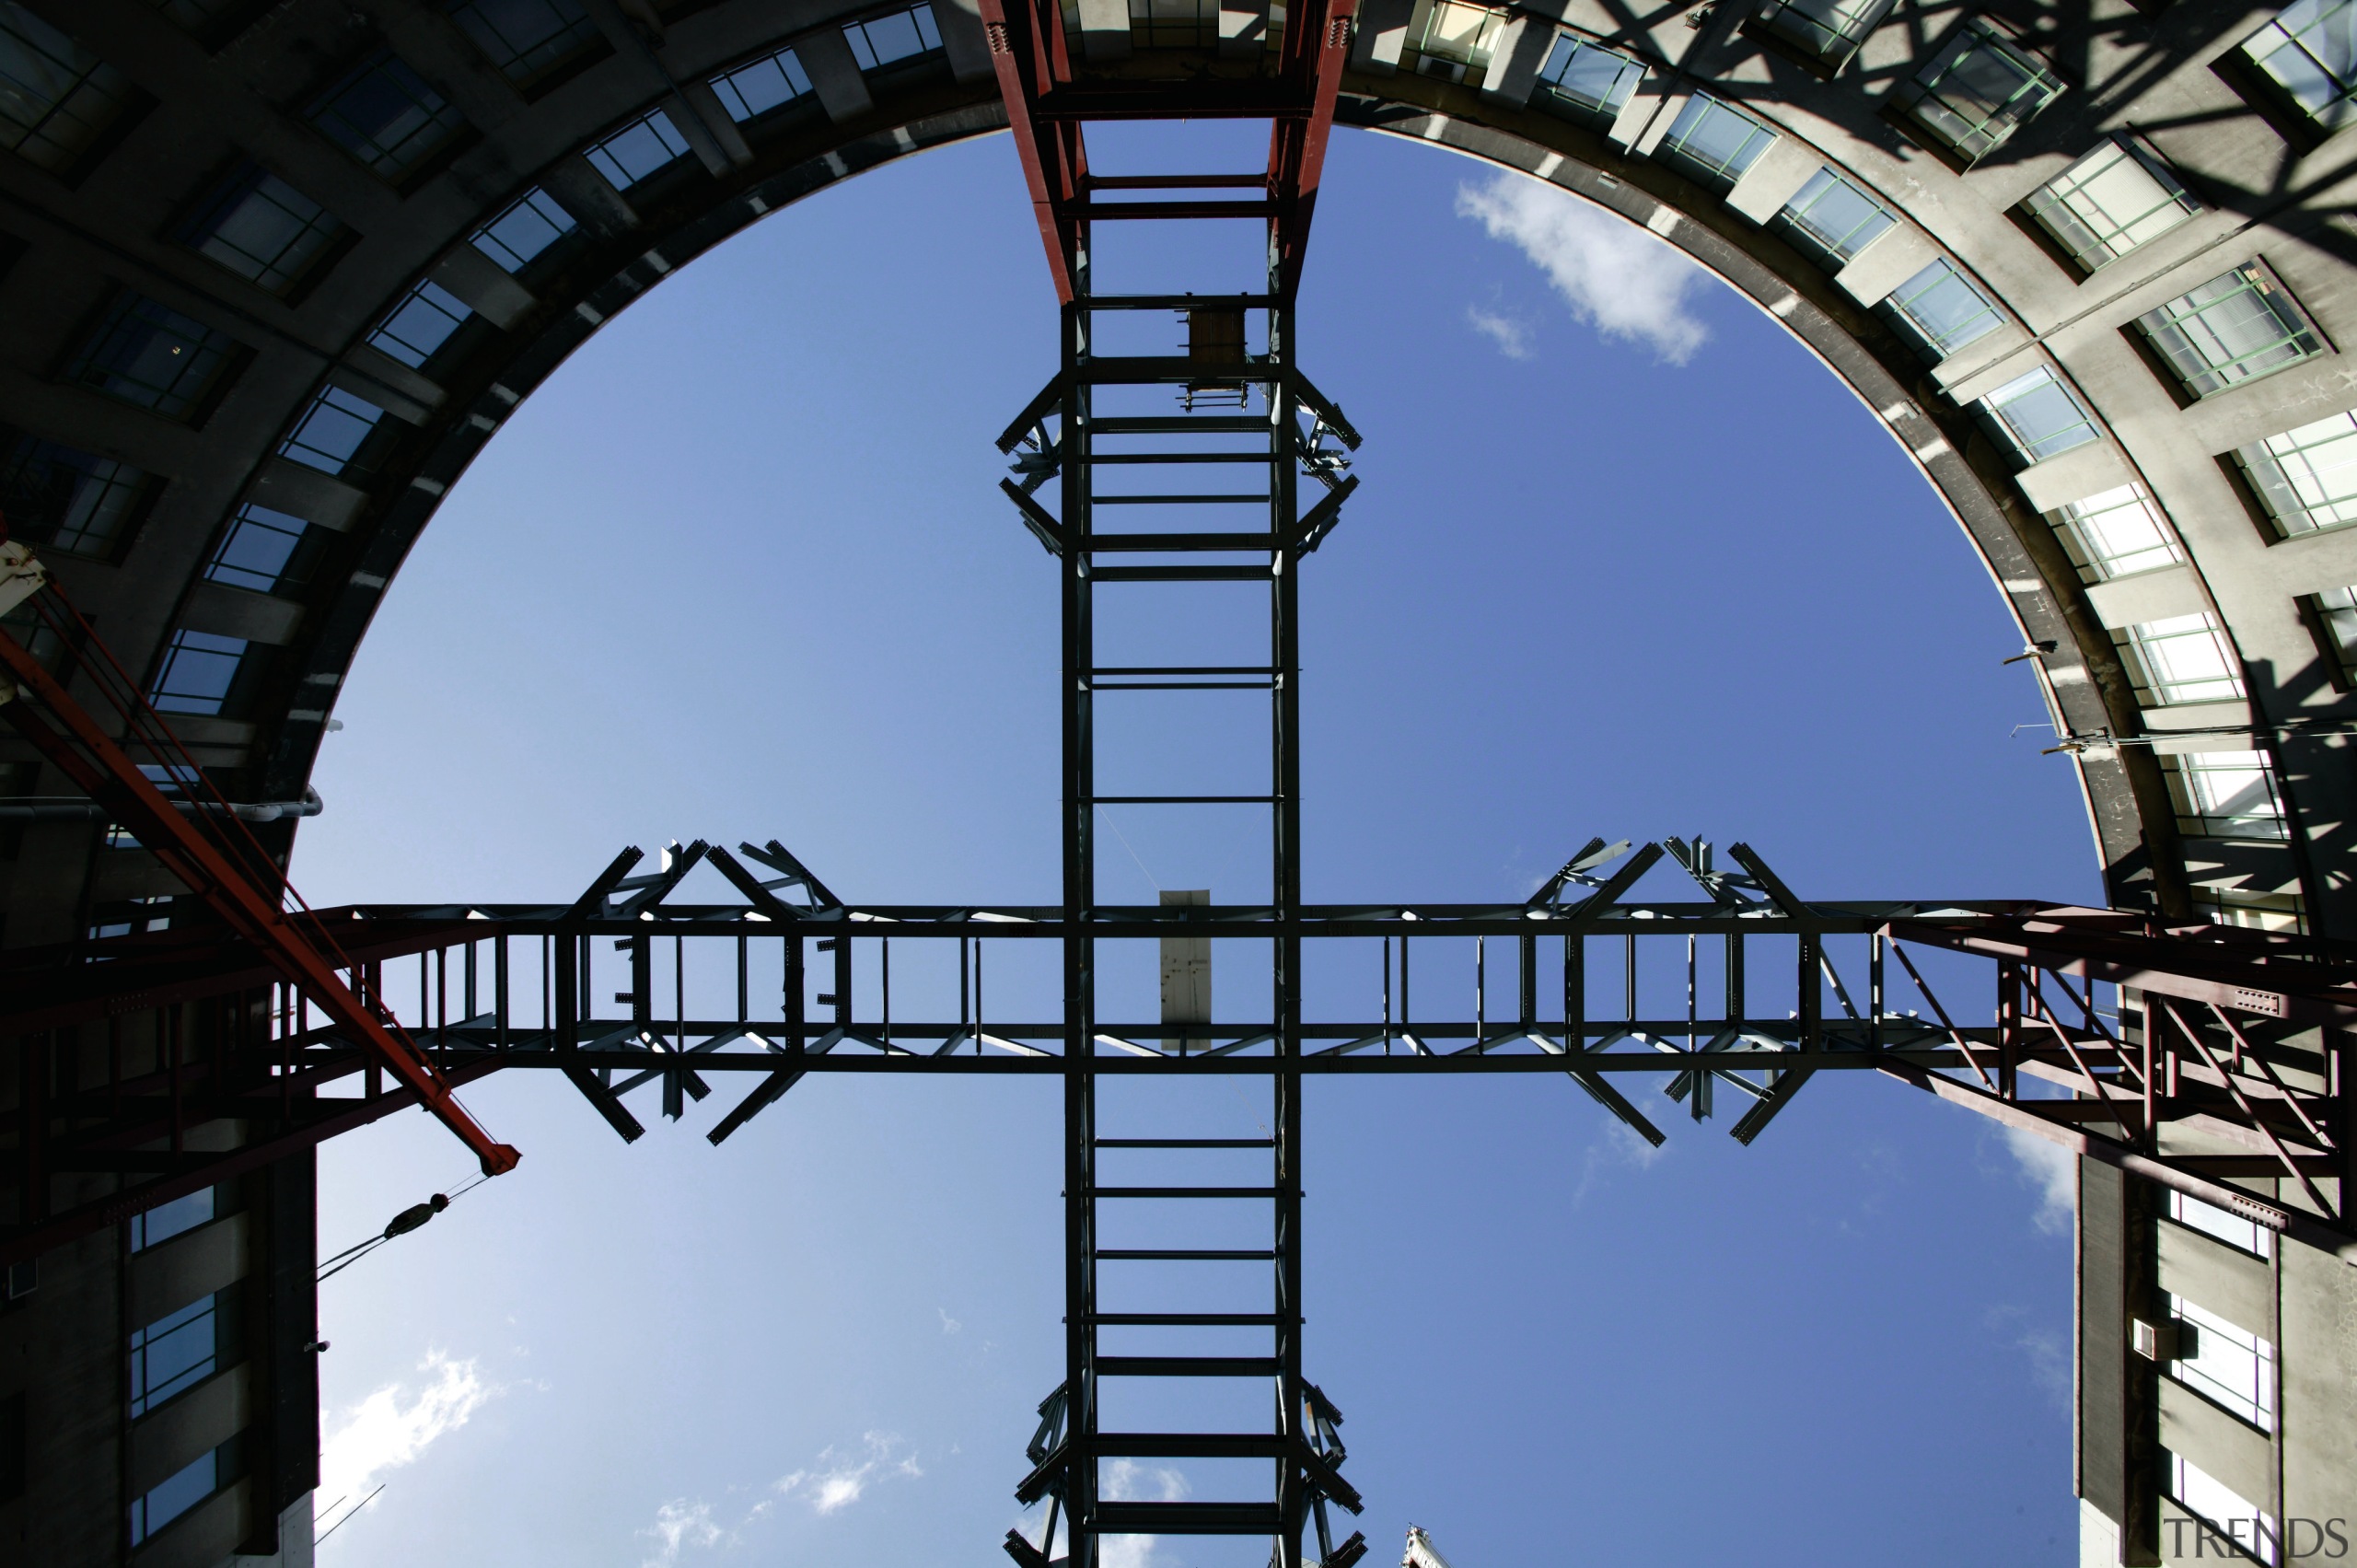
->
[8,0,2348,968]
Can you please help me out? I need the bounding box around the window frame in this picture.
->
[1894,17,2064,166]
[306,50,470,186]
[710,44,817,125]
[147,628,257,718]
[1532,34,1643,130]
[1655,92,1778,190]
[1878,258,2005,363]
[470,186,580,276]
[1770,166,1896,268]
[2233,410,2357,538]
[584,105,692,192]
[443,0,606,90]
[2119,612,2245,706]
[2134,260,2325,401]
[176,160,348,298]
[2240,0,2357,134]
[2019,134,2200,274]
[1976,365,2100,465]
[1750,0,1900,69]
[2164,749,2288,841]
[60,291,246,425]
[2051,482,2182,582]
[842,3,944,74]
[0,426,157,562]
[0,4,144,179]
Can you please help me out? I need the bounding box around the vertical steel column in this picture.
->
[1270,281,1307,1568]
[1061,257,1100,1568]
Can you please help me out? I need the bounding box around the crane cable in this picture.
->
[317,1171,491,1283]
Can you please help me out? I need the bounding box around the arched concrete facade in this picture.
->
[5,0,2354,1562]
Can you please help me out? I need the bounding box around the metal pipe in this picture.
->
[0,786,324,822]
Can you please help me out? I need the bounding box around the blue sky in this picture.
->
[296,123,2096,1567]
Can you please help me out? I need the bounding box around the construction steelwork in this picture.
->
[6,0,2357,1563]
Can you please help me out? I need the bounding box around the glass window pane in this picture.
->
[445,0,600,85]
[845,3,942,70]
[64,294,243,422]
[1900,19,2062,162]
[2168,1190,2273,1258]
[367,279,472,369]
[204,503,318,595]
[1753,0,1898,64]
[2244,0,2357,130]
[2171,749,2286,839]
[1979,366,2099,464]
[470,187,577,273]
[2022,138,2198,272]
[2165,1450,2279,1564]
[128,1446,219,1545]
[149,629,249,715]
[0,4,138,174]
[1417,0,1506,68]
[2126,613,2243,704]
[308,52,467,181]
[585,107,691,190]
[2057,482,2179,578]
[2236,410,2357,536]
[1878,259,2003,362]
[1771,167,1895,267]
[128,1294,217,1416]
[1658,92,1776,189]
[712,46,814,122]
[2137,262,2321,399]
[2169,1293,2275,1428]
[278,386,390,476]
[180,163,344,295]
[1536,36,1642,125]
[0,428,151,559]
[127,1187,215,1252]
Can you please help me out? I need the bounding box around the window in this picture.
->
[843,4,942,71]
[128,1435,240,1546]
[367,278,473,369]
[129,1293,219,1416]
[128,1188,215,1251]
[0,428,153,559]
[2168,1295,2277,1430]
[2123,613,2243,704]
[712,45,814,123]
[2235,410,2357,536]
[2136,262,2322,400]
[2168,1190,2273,1259]
[2021,137,2200,273]
[1771,168,1895,267]
[62,293,243,423]
[308,52,467,182]
[179,162,345,296]
[0,4,140,176]
[149,629,250,716]
[2164,1449,2278,1564]
[90,893,174,940]
[2242,0,2357,132]
[1408,0,1507,82]
[471,187,576,273]
[2055,483,2180,579]
[586,107,691,191]
[1534,36,1642,128]
[445,0,600,87]
[2,601,68,676]
[2304,584,2357,683]
[205,504,324,595]
[1129,0,1217,50]
[1978,366,2099,464]
[2168,750,2287,839]
[1878,258,2004,361]
[1752,0,1898,67]
[1656,93,1776,190]
[278,385,395,477]
[1895,18,2062,164]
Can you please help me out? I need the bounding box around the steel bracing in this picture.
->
[6,2,2357,1559]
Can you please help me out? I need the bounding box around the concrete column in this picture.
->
[541,154,641,235]
[1479,15,1552,104]
[1220,0,1271,59]
[429,246,538,331]
[1351,0,1412,74]
[932,0,999,83]
[796,26,876,123]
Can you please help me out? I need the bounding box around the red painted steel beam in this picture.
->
[976,0,1079,301]
[1269,0,1359,300]
[0,624,518,1177]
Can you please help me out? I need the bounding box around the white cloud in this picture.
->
[1456,173,1714,364]
[641,1499,725,1568]
[2001,1123,2076,1235]
[1572,1118,1668,1205]
[1466,304,1534,360]
[320,1351,495,1504]
[938,1307,963,1335]
[773,1431,923,1516]
[1100,1458,1190,1568]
